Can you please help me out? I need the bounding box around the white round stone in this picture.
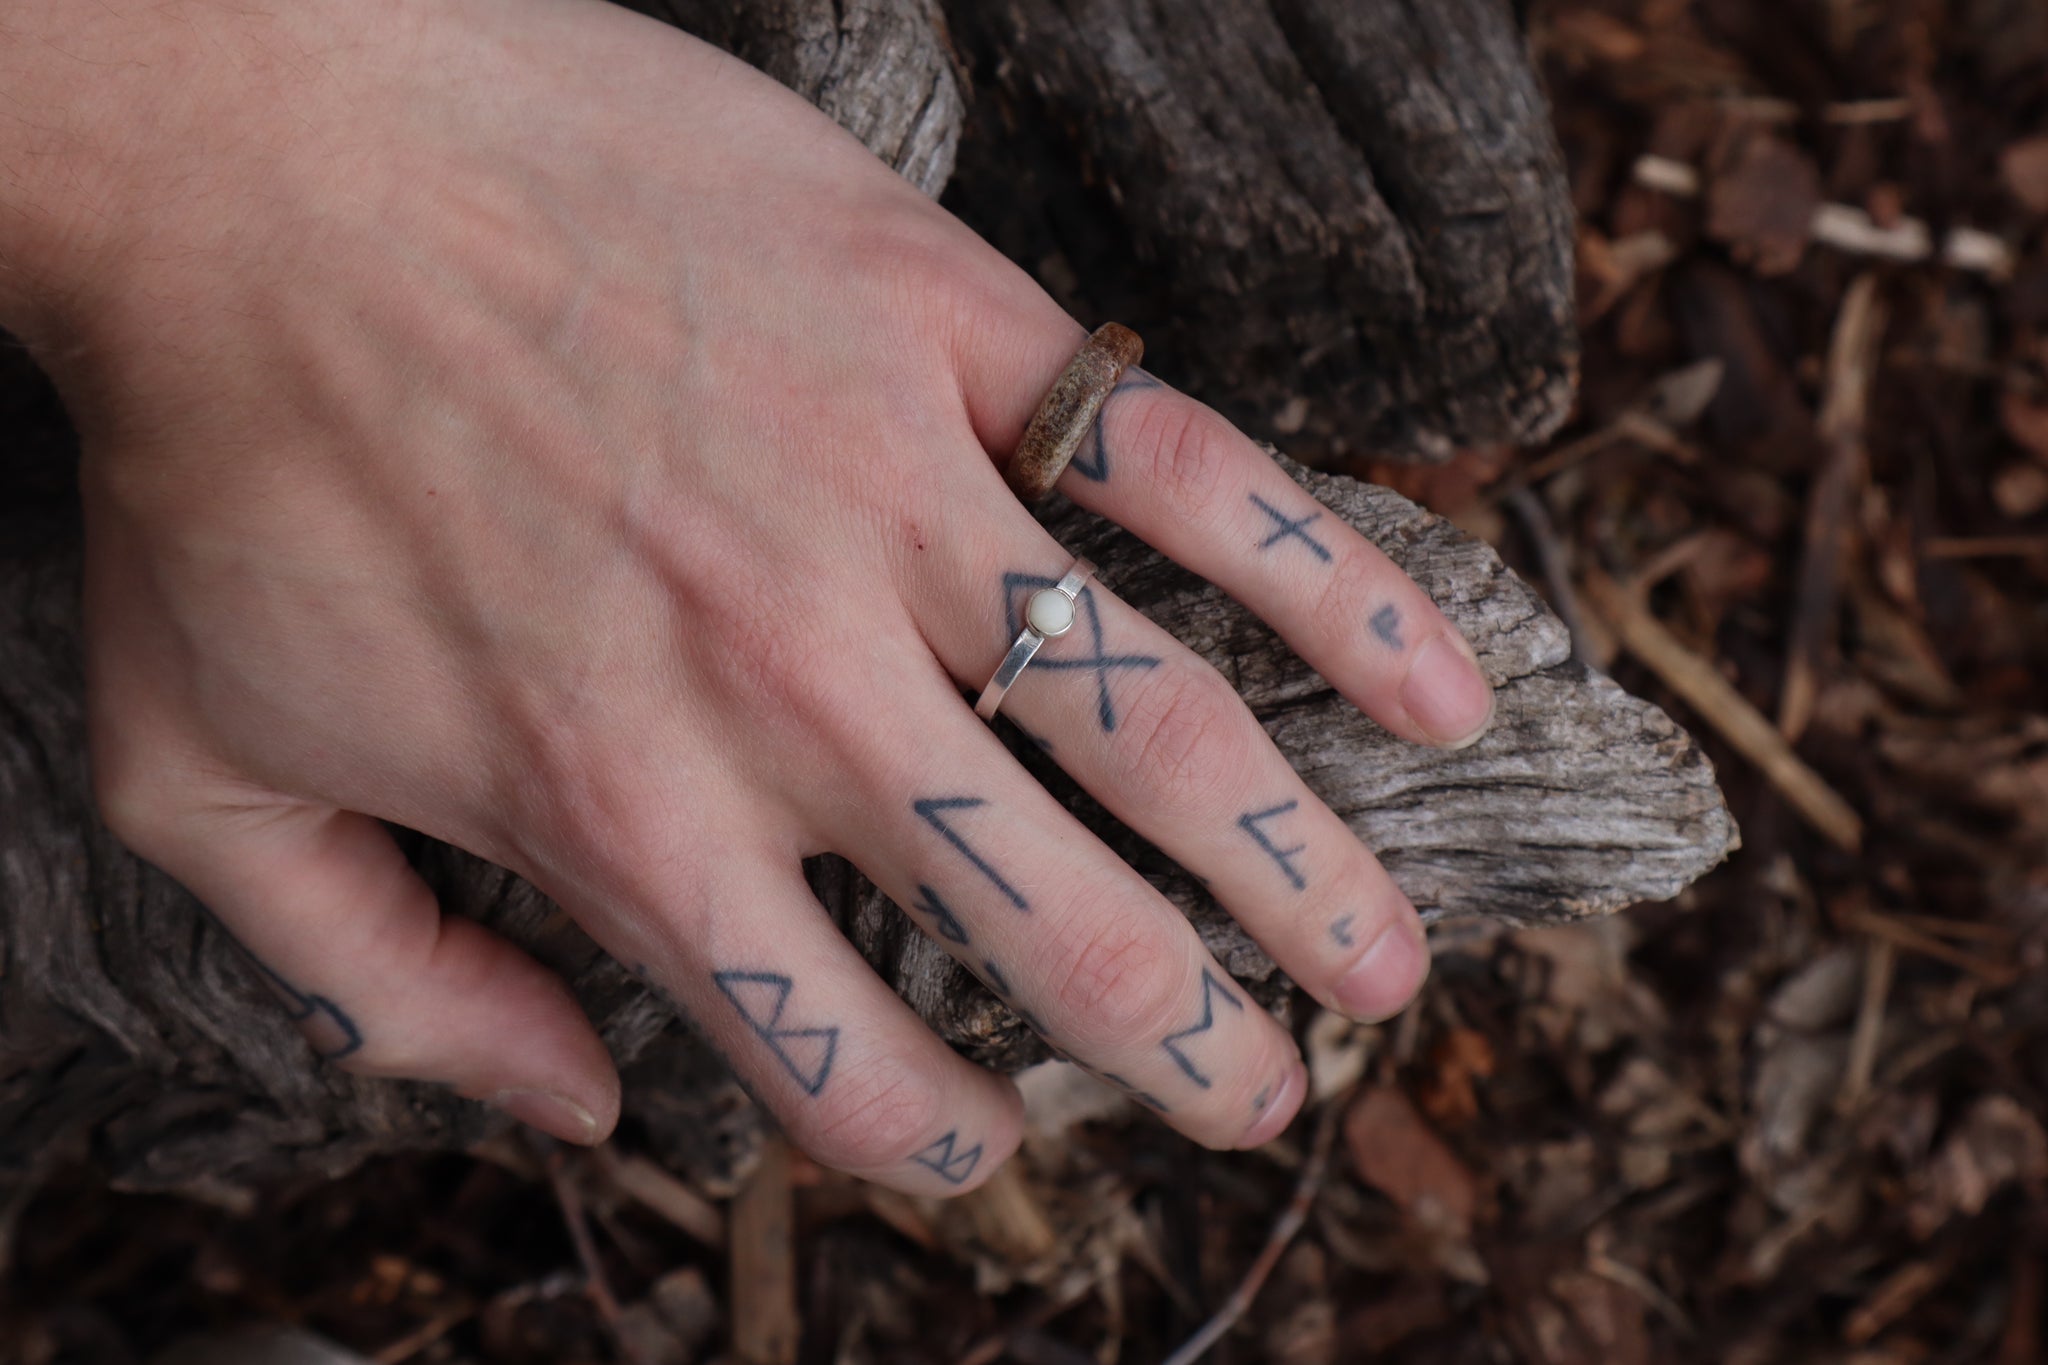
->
[1027,588,1076,637]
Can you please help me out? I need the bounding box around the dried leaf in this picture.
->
[1545,1269,1653,1365]
[1707,125,1823,276]
[2001,135,2048,214]
[1645,357,1727,426]
[1420,1027,1497,1127]
[1907,1095,2048,1237]
[1344,1084,1481,1238]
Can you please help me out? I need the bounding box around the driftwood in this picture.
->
[0,0,1729,1201]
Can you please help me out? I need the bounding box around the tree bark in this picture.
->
[940,0,1578,461]
[0,0,1693,1202]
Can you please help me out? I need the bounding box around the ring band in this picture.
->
[1006,323,1145,501]
[975,557,1097,722]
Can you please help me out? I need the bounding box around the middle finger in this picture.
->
[914,517,1432,1026]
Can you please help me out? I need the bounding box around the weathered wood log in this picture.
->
[0,0,1703,1202]
[940,0,1578,461]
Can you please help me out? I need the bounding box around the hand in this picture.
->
[5,0,1494,1195]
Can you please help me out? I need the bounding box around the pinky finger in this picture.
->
[600,860,1025,1198]
[109,786,622,1144]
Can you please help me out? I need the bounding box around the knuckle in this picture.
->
[690,585,886,770]
[1127,398,1244,528]
[505,712,660,867]
[801,1055,949,1173]
[1039,909,1187,1048]
[703,583,835,715]
[850,211,1028,356]
[1118,668,1250,819]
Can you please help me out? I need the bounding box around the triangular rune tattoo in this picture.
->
[713,970,839,1097]
[911,1129,984,1185]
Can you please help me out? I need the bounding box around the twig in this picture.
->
[547,1149,655,1365]
[1490,409,1695,509]
[1884,912,2017,946]
[1503,487,1594,664]
[1583,568,1864,851]
[595,1147,727,1248]
[1835,935,1895,1115]
[372,1304,477,1365]
[1998,1233,2042,1365]
[1158,1094,1347,1365]
[1922,535,2048,559]
[1834,904,2021,987]
[1586,1246,1695,1338]
[960,1159,1059,1266]
[1781,273,1884,741]
[731,1136,799,1365]
[1824,97,1914,123]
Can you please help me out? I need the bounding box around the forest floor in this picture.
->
[8,2,2048,1363]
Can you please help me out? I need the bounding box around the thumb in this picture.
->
[121,791,620,1145]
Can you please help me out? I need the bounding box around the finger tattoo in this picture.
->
[712,970,840,1097]
[999,576,1161,733]
[910,883,971,944]
[201,906,363,1061]
[1249,493,1334,562]
[911,1129,984,1184]
[1067,368,1163,484]
[1160,968,1246,1090]
[914,797,1030,910]
[1239,799,1310,891]
[250,956,363,1061]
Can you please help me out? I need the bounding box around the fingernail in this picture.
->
[488,1088,601,1144]
[1332,921,1431,1022]
[1238,1060,1307,1149]
[1399,634,1495,748]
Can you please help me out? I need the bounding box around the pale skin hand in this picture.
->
[0,0,1495,1194]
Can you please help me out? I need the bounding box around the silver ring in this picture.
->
[975,557,1096,722]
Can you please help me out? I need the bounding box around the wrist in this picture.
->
[0,0,387,353]
[0,1,173,340]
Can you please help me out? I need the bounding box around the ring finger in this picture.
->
[960,319,1497,750]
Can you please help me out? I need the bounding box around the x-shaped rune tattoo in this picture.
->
[1000,574,1161,732]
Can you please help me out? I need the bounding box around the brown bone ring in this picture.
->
[1006,322,1145,501]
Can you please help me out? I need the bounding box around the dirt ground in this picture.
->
[7,2,2048,1362]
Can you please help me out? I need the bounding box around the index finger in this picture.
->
[961,318,1496,750]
